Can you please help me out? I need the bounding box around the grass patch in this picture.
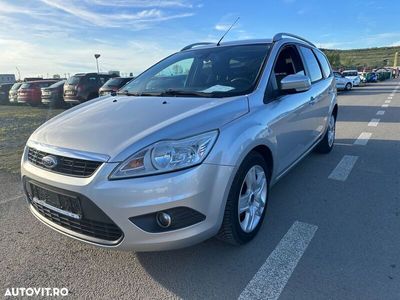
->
[322,46,400,69]
[0,105,64,174]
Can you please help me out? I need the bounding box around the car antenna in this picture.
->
[216,17,240,46]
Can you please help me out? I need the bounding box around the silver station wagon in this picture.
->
[21,33,338,251]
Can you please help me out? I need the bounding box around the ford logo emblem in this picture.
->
[42,155,58,169]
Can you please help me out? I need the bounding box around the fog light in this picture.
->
[156,212,172,228]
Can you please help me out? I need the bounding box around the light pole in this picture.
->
[94,54,101,73]
[15,67,21,81]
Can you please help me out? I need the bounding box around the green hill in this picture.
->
[321,46,400,70]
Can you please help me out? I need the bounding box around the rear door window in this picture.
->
[86,76,98,86]
[314,50,332,78]
[299,46,323,83]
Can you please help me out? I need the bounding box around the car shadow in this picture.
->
[135,215,288,299]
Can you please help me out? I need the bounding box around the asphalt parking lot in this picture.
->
[1,79,400,299]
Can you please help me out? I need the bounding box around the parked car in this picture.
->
[366,72,378,83]
[0,83,13,104]
[41,80,66,108]
[17,80,59,106]
[334,71,353,90]
[8,82,23,103]
[342,70,361,86]
[64,73,117,105]
[99,77,134,96]
[21,33,337,251]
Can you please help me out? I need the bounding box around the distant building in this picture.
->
[0,74,16,84]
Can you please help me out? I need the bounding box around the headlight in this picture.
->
[109,130,218,179]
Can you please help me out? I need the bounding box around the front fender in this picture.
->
[205,113,277,178]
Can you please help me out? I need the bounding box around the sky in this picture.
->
[0,0,400,78]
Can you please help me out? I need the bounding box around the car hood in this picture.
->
[29,95,249,162]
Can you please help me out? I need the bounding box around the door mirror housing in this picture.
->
[280,74,311,92]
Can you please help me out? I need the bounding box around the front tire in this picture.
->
[315,114,336,153]
[217,152,269,245]
[345,82,352,91]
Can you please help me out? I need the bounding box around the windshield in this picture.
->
[67,76,83,85]
[103,77,130,88]
[20,83,34,89]
[121,44,271,98]
[10,83,22,90]
[49,80,65,88]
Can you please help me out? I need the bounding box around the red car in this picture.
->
[17,80,59,106]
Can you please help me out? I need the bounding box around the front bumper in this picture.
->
[21,153,234,251]
[64,95,83,104]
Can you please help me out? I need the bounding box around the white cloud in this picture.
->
[214,13,240,32]
[390,41,400,47]
[215,23,230,31]
[85,0,195,8]
[36,0,194,29]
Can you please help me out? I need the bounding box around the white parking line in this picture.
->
[385,100,391,104]
[368,118,380,127]
[382,104,389,108]
[328,155,358,181]
[376,110,385,115]
[387,97,393,100]
[0,194,24,205]
[238,221,318,300]
[354,132,372,145]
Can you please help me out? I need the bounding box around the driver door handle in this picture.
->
[309,96,316,105]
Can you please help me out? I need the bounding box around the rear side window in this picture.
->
[86,76,98,85]
[67,76,82,85]
[314,50,332,78]
[99,76,109,85]
[299,46,323,83]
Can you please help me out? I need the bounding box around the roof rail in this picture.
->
[272,33,316,48]
[181,42,213,51]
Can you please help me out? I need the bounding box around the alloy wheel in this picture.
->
[238,165,267,233]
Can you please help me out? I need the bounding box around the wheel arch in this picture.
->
[250,145,274,181]
[332,103,338,120]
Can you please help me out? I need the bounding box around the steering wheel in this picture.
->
[230,77,252,88]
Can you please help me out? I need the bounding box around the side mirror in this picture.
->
[280,74,311,92]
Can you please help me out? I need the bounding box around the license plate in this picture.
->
[30,183,82,219]
[66,90,74,95]
[42,91,50,96]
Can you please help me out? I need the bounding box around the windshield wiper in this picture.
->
[118,89,218,98]
[159,89,212,97]
[117,90,160,96]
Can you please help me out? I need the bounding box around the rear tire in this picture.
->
[315,114,336,154]
[217,152,269,245]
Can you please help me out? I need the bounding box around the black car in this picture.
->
[0,83,14,104]
[64,73,117,105]
[98,77,134,96]
[8,82,23,104]
[41,80,66,108]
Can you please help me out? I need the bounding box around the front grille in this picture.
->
[28,147,102,177]
[26,180,123,243]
